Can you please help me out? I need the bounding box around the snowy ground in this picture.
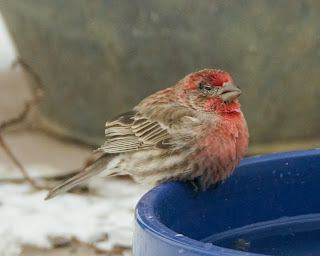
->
[0,126,150,256]
[0,176,149,256]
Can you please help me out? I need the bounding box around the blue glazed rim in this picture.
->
[135,149,320,256]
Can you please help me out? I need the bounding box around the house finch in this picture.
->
[46,69,249,199]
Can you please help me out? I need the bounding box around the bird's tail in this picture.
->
[45,154,113,200]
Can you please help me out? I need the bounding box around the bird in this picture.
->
[46,69,249,199]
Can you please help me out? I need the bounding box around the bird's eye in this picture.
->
[198,82,212,91]
[198,82,217,95]
[204,85,212,91]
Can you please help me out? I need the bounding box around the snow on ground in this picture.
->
[0,170,150,256]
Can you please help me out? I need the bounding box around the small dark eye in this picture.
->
[198,82,216,95]
[204,85,212,91]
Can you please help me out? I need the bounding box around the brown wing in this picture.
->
[97,110,172,153]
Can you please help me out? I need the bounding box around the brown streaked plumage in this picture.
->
[46,69,249,200]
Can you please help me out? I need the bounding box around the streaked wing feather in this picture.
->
[131,118,171,145]
[134,122,159,137]
[99,110,173,153]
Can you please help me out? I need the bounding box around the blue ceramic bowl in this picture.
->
[133,149,320,256]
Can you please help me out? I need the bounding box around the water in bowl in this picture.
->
[204,214,320,256]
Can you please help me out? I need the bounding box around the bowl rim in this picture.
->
[134,149,320,255]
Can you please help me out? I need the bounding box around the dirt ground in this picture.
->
[22,245,99,256]
[21,243,129,256]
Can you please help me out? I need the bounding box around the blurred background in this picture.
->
[1,0,320,153]
[0,1,319,256]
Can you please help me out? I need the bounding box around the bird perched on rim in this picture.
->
[46,69,249,199]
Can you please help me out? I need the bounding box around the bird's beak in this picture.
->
[217,82,242,102]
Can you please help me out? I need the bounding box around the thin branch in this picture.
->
[1,59,96,192]
[0,89,43,131]
[0,58,48,190]
[12,58,44,90]
[0,134,50,190]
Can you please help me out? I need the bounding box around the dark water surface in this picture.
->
[204,214,320,256]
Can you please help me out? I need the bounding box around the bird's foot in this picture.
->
[189,177,202,196]
[189,180,199,193]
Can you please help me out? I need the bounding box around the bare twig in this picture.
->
[0,135,50,189]
[12,58,44,90]
[1,59,100,193]
[0,89,43,131]
[0,58,49,190]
